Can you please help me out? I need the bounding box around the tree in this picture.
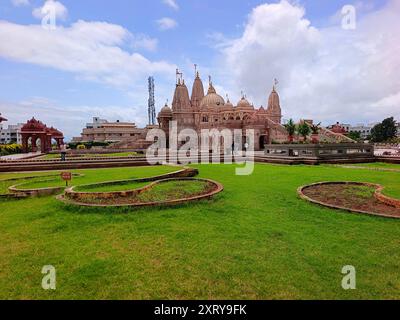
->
[284,119,296,142]
[297,122,311,142]
[309,122,321,143]
[310,122,321,134]
[371,117,397,142]
[346,131,361,141]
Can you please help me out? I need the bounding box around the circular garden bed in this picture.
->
[298,182,400,218]
[58,177,223,208]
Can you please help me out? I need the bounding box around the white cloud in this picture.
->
[0,20,175,89]
[215,0,400,125]
[32,0,68,21]
[156,17,178,31]
[11,0,30,7]
[132,34,158,52]
[162,0,179,11]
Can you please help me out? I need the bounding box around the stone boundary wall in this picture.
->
[298,181,400,219]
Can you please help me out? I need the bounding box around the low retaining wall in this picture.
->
[65,167,198,201]
[375,186,400,209]
[7,173,84,198]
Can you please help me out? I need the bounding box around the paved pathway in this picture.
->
[331,164,400,173]
[0,152,41,161]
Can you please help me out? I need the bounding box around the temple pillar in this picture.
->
[31,136,37,152]
[22,135,28,153]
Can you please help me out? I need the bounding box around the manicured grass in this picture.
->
[323,163,400,198]
[359,162,400,170]
[0,173,60,194]
[329,162,400,170]
[136,180,211,202]
[0,163,400,299]
[76,180,212,205]
[74,181,149,193]
[9,166,177,191]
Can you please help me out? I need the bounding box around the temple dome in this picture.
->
[237,97,253,110]
[200,83,225,108]
[221,97,234,111]
[159,104,172,117]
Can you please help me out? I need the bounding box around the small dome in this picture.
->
[159,104,172,117]
[200,83,225,108]
[237,97,253,110]
[221,98,234,111]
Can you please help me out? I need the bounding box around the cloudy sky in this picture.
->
[0,0,399,139]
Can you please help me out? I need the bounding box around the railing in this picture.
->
[265,143,374,159]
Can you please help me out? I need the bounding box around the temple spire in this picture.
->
[190,69,205,108]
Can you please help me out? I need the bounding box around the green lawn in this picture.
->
[0,163,400,299]
[6,166,176,191]
[329,162,400,170]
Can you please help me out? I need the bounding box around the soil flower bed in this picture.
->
[299,182,400,218]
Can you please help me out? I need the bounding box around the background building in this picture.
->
[72,117,147,143]
[0,114,23,144]
[348,123,378,139]
[0,124,23,144]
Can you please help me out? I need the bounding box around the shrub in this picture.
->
[297,123,311,141]
[0,143,22,156]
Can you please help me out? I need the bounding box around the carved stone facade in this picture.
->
[158,72,287,151]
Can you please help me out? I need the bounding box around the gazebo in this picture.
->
[21,118,64,153]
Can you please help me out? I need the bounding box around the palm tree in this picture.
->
[284,119,296,143]
[310,122,321,134]
[310,122,321,143]
[297,122,311,142]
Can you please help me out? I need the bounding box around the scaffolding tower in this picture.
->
[148,76,156,126]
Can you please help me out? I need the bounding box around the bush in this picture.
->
[77,144,86,150]
[0,143,22,156]
[68,141,112,150]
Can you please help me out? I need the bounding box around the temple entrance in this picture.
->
[259,134,268,150]
[21,118,64,153]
